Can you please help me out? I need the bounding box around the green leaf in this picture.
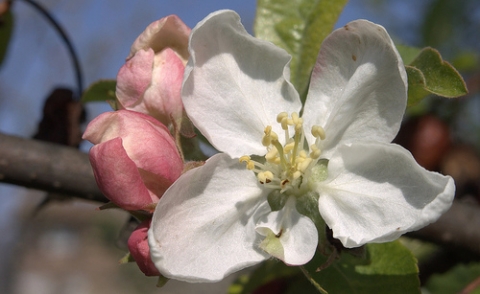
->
[425,263,480,294]
[0,10,13,67]
[410,47,468,97]
[228,260,300,294]
[405,47,468,106]
[254,0,347,102]
[303,241,420,294]
[81,79,117,104]
[405,65,431,107]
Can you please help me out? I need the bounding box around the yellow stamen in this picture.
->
[311,125,326,140]
[239,155,251,163]
[240,113,327,195]
[265,147,278,162]
[284,141,295,153]
[276,112,288,123]
[310,144,321,159]
[258,171,274,184]
[298,158,313,173]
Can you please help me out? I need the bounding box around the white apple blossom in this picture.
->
[148,10,455,283]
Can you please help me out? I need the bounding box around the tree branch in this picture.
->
[1,132,479,256]
[0,132,106,202]
[409,200,480,255]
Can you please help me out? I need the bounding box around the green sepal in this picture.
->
[176,125,208,162]
[295,190,332,256]
[156,275,169,288]
[298,158,328,231]
[81,79,117,105]
[99,202,153,222]
[254,0,348,102]
[119,252,135,264]
[295,190,322,228]
[267,189,289,211]
[98,202,119,210]
[128,209,154,223]
[182,161,206,173]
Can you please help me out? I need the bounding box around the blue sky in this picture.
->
[0,0,429,139]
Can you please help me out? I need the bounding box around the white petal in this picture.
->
[148,153,269,282]
[182,10,301,157]
[303,20,408,158]
[255,197,318,265]
[317,142,455,248]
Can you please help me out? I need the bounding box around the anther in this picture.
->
[265,147,278,162]
[298,158,313,172]
[270,131,278,141]
[262,136,271,147]
[299,150,308,158]
[294,121,303,133]
[276,112,288,123]
[258,171,274,184]
[311,125,326,140]
[284,141,295,153]
[292,171,302,180]
[239,155,251,163]
[291,112,300,125]
[239,155,255,170]
[262,126,278,146]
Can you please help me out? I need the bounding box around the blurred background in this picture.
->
[0,0,479,293]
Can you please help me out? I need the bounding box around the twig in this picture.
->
[0,132,106,202]
[408,200,480,255]
[14,0,84,98]
[459,275,480,294]
[299,266,329,294]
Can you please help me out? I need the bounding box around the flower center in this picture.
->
[239,112,326,196]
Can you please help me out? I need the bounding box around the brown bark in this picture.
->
[410,200,480,255]
[0,132,106,202]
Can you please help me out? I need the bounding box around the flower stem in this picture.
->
[299,266,329,294]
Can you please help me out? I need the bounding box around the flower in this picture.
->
[83,110,183,211]
[148,10,455,282]
[115,15,190,127]
[128,220,160,276]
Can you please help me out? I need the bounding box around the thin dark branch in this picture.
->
[13,0,83,98]
[409,200,480,255]
[0,132,106,202]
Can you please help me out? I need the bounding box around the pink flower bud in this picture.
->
[127,220,160,276]
[83,110,183,211]
[116,15,190,126]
